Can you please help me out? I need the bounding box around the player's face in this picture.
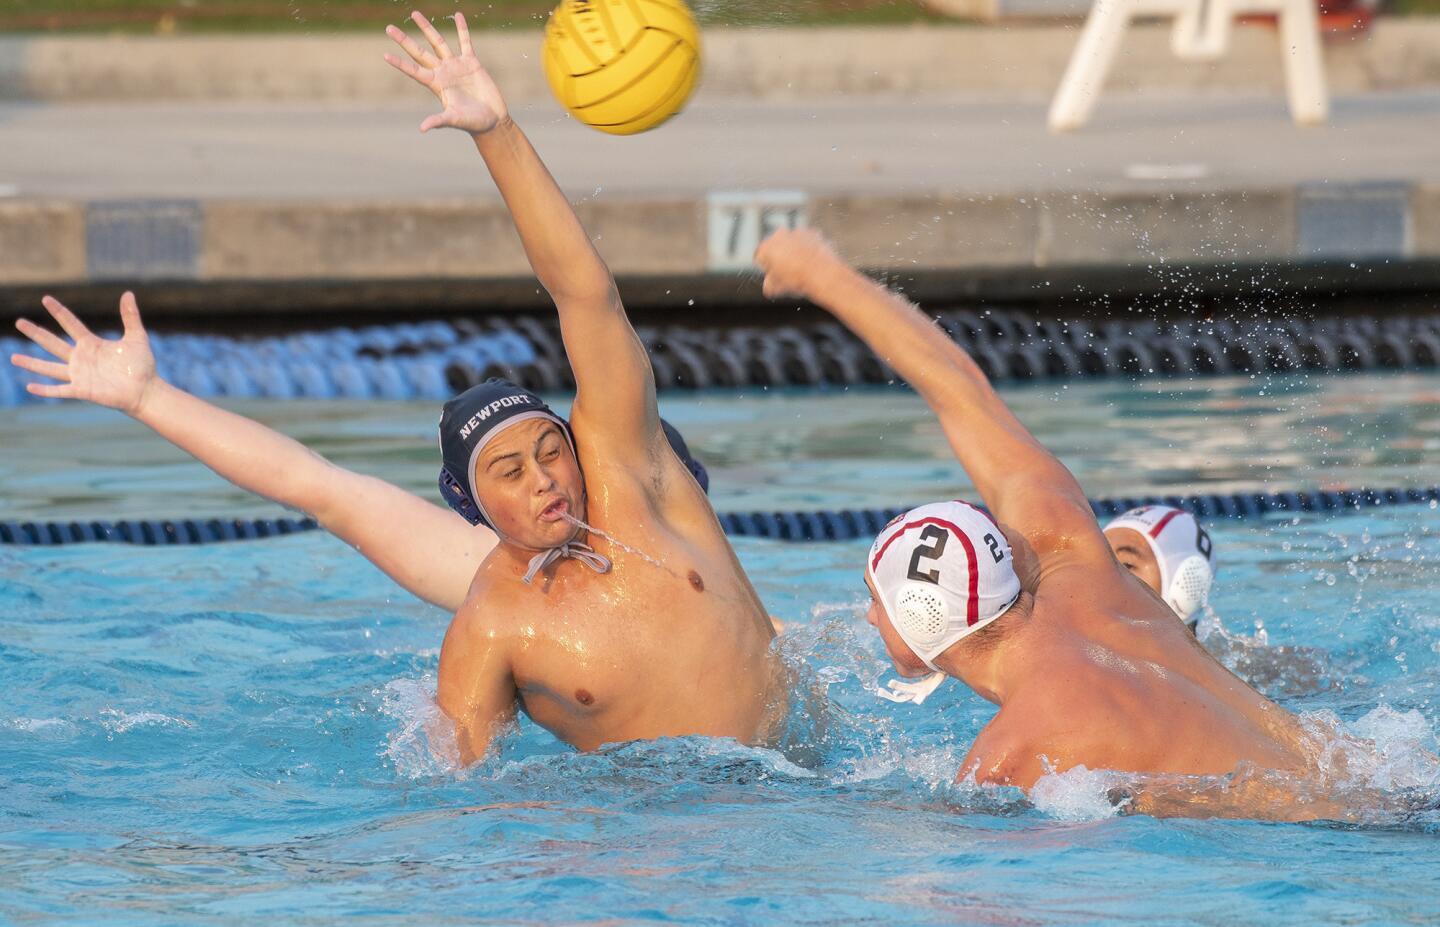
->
[863,575,932,678]
[1105,527,1162,595]
[473,419,585,549]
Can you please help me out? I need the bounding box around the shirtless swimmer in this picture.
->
[755,228,1349,821]
[10,13,785,768]
[383,12,784,763]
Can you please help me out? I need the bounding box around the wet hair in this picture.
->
[961,593,1025,656]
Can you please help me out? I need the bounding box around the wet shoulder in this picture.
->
[1034,551,1172,624]
[447,561,529,644]
[963,714,1045,789]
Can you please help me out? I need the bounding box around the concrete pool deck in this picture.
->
[1,24,1439,313]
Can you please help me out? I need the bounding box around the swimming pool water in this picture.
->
[3,374,1440,924]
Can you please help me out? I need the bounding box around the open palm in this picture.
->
[9,293,158,415]
[385,11,509,135]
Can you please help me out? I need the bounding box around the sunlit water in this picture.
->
[4,374,1440,923]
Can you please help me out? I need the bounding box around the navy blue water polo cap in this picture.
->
[662,418,710,494]
[438,378,710,528]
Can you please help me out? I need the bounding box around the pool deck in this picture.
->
[2,24,1439,313]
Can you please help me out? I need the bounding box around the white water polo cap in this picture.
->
[867,501,1023,673]
[1104,505,1216,625]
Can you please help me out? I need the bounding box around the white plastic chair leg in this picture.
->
[1048,0,1136,133]
[1279,0,1329,124]
[1049,0,1329,132]
[1172,0,1234,60]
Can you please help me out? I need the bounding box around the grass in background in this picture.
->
[0,0,954,34]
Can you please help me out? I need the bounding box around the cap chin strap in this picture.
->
[876,671,947,705]
[872,583,963,705]
[522,541,611,584]
[480,491,614,585]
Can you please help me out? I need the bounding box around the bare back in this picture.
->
[753,233,1338,818]
[968,551,1312,789]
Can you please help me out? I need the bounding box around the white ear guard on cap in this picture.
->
[894,584,952,649]
[875,584,960,702]
[1104,506,1217,626]
[867,501,1024,686]
[1167,555,1214,625]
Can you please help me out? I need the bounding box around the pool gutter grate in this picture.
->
[7,309,1440,405]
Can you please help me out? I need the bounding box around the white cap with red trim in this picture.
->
[866,501,1023,674]
[1103,505,1216,625]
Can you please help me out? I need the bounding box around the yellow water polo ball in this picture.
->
[542,0,702,136]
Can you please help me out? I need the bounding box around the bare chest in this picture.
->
[482,541,769,741]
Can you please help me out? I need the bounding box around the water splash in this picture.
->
[1028,763,1126,822]
[370,597,1440,827]
[99,709,193,734]
[7,717,76,737]
[1200,612,1338,699]
[378,676,463,780]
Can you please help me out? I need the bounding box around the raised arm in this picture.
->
[755,230,1104,560]
[385,11,662,464]
[9,294,493,612]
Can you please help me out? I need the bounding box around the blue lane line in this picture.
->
[4,488,1437,546]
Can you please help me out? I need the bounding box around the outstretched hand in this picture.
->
[754,228,846,301]
[10,292,159,416]
[385,11,509,135]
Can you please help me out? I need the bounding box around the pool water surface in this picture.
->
[2,374,1440,924]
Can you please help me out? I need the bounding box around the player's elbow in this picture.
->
[963,749,1035,790]
[548,278,621,311]
[454,730,488,768]
[959,753,1012,788]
